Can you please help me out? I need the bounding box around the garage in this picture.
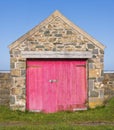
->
[9,11,105,112]
[26,59,87,113]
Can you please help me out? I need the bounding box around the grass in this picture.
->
[0,97,114,129]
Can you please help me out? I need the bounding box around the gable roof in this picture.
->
[9,10,105,50]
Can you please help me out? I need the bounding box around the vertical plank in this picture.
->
[42,61,57,113]
[26,60,43,111]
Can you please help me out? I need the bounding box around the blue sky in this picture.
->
[0,0,114,70]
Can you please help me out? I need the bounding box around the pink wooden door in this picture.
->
[26,59,87,113]
[26,62,43,111]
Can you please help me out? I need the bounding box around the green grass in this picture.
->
[0,97,114,130]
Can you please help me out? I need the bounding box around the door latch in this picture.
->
[49,80,57,83]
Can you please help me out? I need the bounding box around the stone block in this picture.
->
[97,77,104,82]
[0,99,9,105]
[10,96,15,104]
[100,57,104,62]
[100,50,104,54]
[44,30,50,36]
[87,44,95,49]
[16,62,26,69]
[93,49,98,54]
[21,70,26,77]
[90,90,99,97]
[49,38,56,42]
[95,63,103,69]
[89,69,101,78]
[99,89,104,98]
[67,30,72,35]
[89,63,94,69]
[15,77,25,86]
[89,97,104,108]
[0,89,9,95]
[36,45,44,48]
[11,63,15,68]
[0,94,9,99]
[55,34,62,37]
[89,79,94,90]
[11,69,21,77]
[11,88,22,95]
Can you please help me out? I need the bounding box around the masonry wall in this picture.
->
[103,73,114,99]
[0,72,11,106]
[9,16,105,111]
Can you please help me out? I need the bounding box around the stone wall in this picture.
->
[103,73,114,99]
[0,72,11,106]
[9,11,105,110]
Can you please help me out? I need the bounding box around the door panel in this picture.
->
[26,62,43,111]
[26,59,87,113]
[42,61,57,113]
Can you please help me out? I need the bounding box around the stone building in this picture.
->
[9,11,105,112]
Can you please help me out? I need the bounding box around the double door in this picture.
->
[26,59,87,113]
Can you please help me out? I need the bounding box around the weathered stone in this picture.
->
[13,50,21,57]
[99,89,104,98]
[89,63,94,69]
[103,73,114,98]
[67,30,72,35]
[100,50,104,54]
[10,96,15,104]
[97,77,104,82]
[15,77,25,86]
[44,30,50,36]
[22,88,25,95]
[11,69,21,77]
[95,63,103,69]
[0,89,10,94]
[0,94,9,99]
[0,73,10,106]
[18,58,26,62]
[93,49,98,54]
[21,70,26,76]
[89,69,101,78]
[90,90,99,97]
[0,99,9,105]
[11,63,15,68]
[49,38,56,42]
[53,48,56,51]
[55,34,62,37]
[16,62,26,69]
[11,88,22,95]
[36,45,44,48]
[27,37,35,41]
[89,80,94,90]
[57,45,64,48]
[93,55,97,58]
[89,97,104,108]
[53,42,62,45]
[75,46,81,48]
[87,44,95,49]
[100,57,104,62]
[30,41,38,44]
